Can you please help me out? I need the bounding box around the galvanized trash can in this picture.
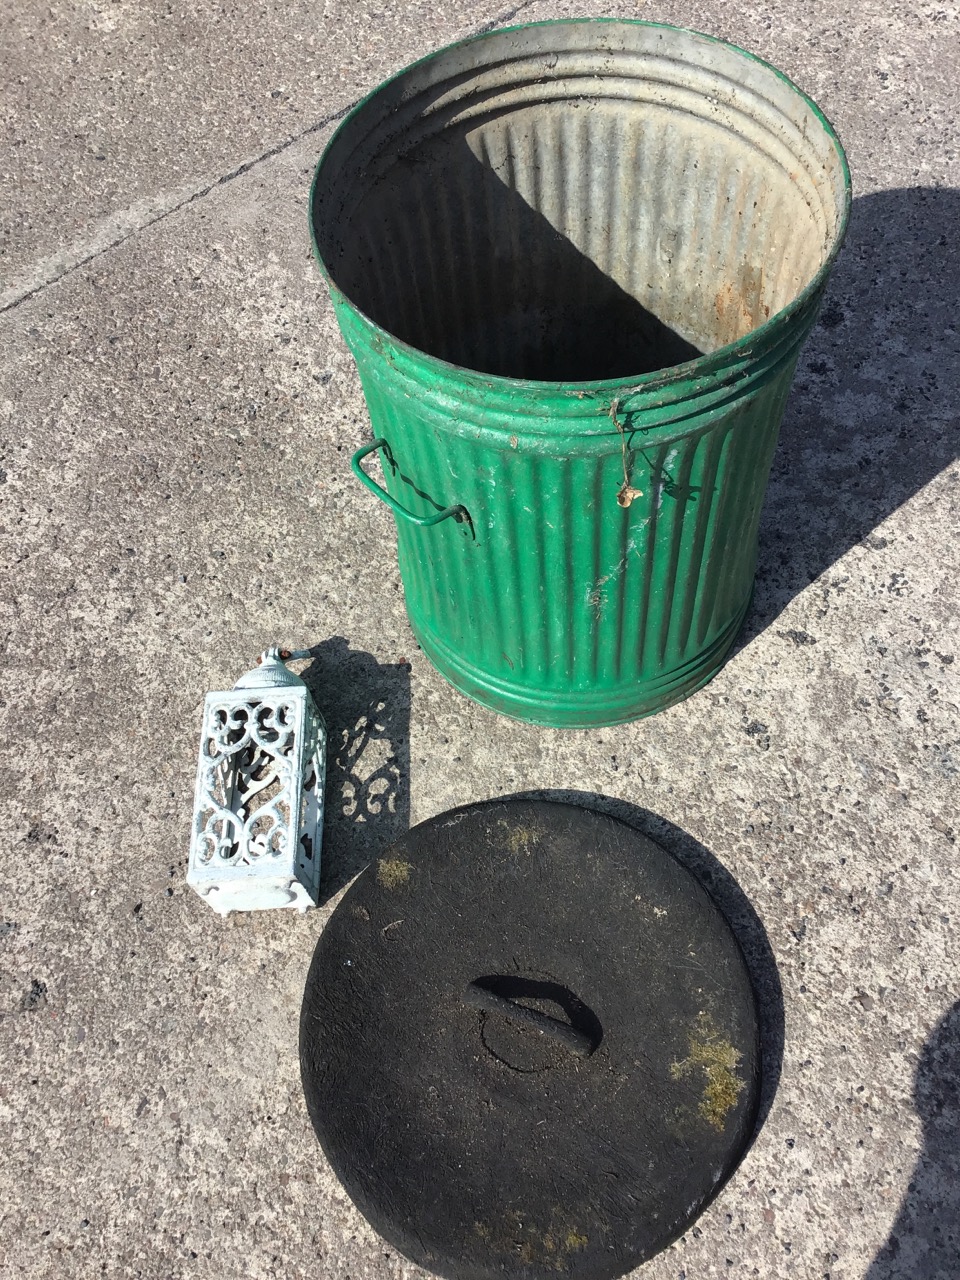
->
[310,19,851,727]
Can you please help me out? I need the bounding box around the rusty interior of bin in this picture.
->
[313,24,848,383]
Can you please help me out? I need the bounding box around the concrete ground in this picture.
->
[2,0,958,1277]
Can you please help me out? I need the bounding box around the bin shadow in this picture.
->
[866,999,960,1277]
[299,637,411,905]
[739,185,960,646]
[511,787,784,1139]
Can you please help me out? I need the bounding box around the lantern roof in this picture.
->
[233,647,310,691]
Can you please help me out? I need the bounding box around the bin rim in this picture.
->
[309,16,852,407]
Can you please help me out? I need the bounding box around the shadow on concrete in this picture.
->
[511,787,784,1140]
[739,185,960,647]
[299,637,411,904]
[867,1000,960,1278]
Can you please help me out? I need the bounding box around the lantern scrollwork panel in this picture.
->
[188,648,327,915]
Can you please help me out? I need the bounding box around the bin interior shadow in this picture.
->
[299,637,411,905]
[511,787,784,1141]
[866,999,960,1278]
[317,135,708,382]
[738,185,960,646]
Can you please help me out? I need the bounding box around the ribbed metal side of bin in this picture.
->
[311,19,851,727]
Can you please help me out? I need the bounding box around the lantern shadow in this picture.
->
[866,999,960,1277]
[299,637,411,905]
[511,787,784,1141]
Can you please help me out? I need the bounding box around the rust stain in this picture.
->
[714,278,761,342]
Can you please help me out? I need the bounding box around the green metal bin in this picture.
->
[310,19,851,727]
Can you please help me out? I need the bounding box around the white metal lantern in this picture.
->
[187,648,326,915]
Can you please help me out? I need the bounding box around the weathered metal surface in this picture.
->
[311,19,851,727]
[187,649,327,914]
[300,799,760,1279]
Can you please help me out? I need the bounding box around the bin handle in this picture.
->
[351,439,467,528]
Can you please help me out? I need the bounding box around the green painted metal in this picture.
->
[351,438,467,528]
[311,19,851,727]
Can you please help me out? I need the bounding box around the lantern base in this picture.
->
[189,873,317,916]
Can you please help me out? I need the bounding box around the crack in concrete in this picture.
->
[0,100,354,316]
[0,0,539,317]
[474,0,540,36]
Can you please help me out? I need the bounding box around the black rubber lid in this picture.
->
[300,799,759,1280]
